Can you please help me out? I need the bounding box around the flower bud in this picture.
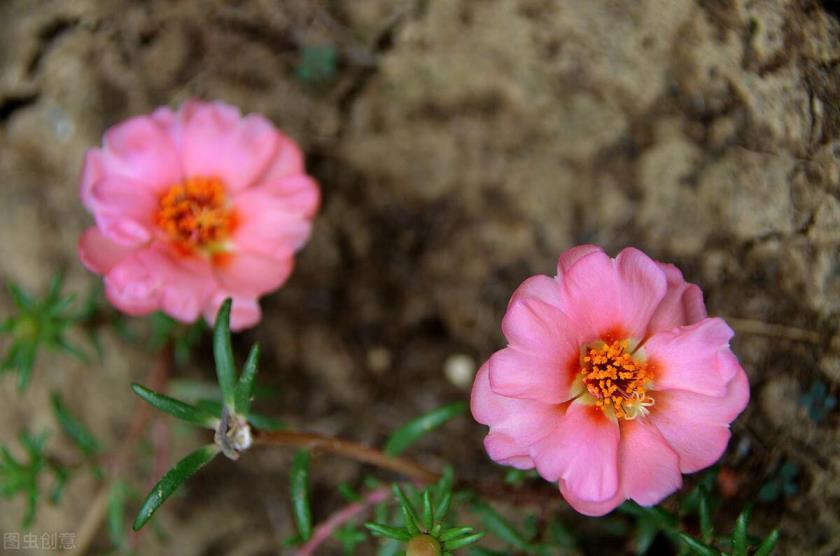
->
[406,534,442,556]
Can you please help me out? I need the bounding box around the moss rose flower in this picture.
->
[78,100,319,330]
[471,245,749,515]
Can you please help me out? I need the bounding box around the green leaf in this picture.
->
[14,341,37,391]
[234,343,260,415]
[474,502,531,551]
[243,412,286,431]
[48,465,70,504]
[440,527,475,542]
[754,529,779,556]
[698,486,713,544]
[131,383,219,428]
[335,522,368,554]
[45,272,64,304]
[433,465,454,520]
[635,517,659,555]
[731,506,752,556]
[212,298,237,409]
[384,402,467,456]
[8,283,35,310]
[678,533,721,556]
[50,392,100,456]
[291,450,313,541]
[133,445,218,531]
[364,523,412,541]
[295,44,338,85]
[422,489,433,531]
[338,482,361,502]
[392,484,421,535]
[107,480,128,548]
[444,532,485,550]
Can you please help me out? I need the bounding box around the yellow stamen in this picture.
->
[580,338,654,420]
[155,177,235,256]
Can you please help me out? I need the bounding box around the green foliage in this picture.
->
[334,521,368,554]
[193,399,286,432]
[0,431,60,527]
[51,392,101,457]
[132,299,269,531]
[290,450,313,542]
[384,401,468,456]
[758,461,799,502]
[131,383,219,429]
[472,501,532,552]
[365,469,484,554]
[234,343,261,416]
[798,381,836,424]
[620,477,779,556]
[107,480,130,550]
[149,313,205,367]
[212,299,237,409]
[1,274,88,390]
[295,44,339,85]
[503,468,538,486]
[133,445,219,531]
[1,392,104,528]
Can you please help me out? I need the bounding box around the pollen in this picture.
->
[155,177,235,255]
[581,338,655,420]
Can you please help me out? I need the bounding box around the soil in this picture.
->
[1,1,839,555]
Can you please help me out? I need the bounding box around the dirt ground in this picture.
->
[1,0,839,554]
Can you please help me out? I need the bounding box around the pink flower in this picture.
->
[471,245,749,515]
[78,100,319,331]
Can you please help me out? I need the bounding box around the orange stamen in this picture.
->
[155,177,234,256]
[580,338,655,420]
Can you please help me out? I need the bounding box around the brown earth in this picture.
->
[1,0,839,555]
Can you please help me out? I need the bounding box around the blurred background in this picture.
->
[0,0,838,554]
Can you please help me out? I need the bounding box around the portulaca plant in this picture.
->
[0,101,781,556]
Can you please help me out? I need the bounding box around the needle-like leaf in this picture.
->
[131,384,219,428]
[133,445,219,531]
[212,299,236,409]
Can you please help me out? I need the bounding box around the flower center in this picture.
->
[155,177,234,255]
[580,338,654,420]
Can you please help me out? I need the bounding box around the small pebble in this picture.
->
[444,353,476,389]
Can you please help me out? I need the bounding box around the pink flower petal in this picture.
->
[203,293,262,332]
[501,298,579,360]
[103,252,162,316]
[507,275,563,310]
[617,420,682,506]
[88,176,159,246]
[100,115,182,194]
[484,431,537,469]
[558,420,682,515]
[78,228,135,274]
[180,101,279,192]
[488,346,577,404]
[80,149,106,212]
[559,483,624,516]
[230,185,317,257]
[471,364,560,467]
[557,247,667,343]
[556,244,604,276]
[213,251,294,297]
[651,368,749,473]
[103,244,216,321]
[530,401,620,502]
[155,253,216,323]
[647,263,707,334]
[645,318,736,397]
[246,175,321,219]
[258,132,306,183]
